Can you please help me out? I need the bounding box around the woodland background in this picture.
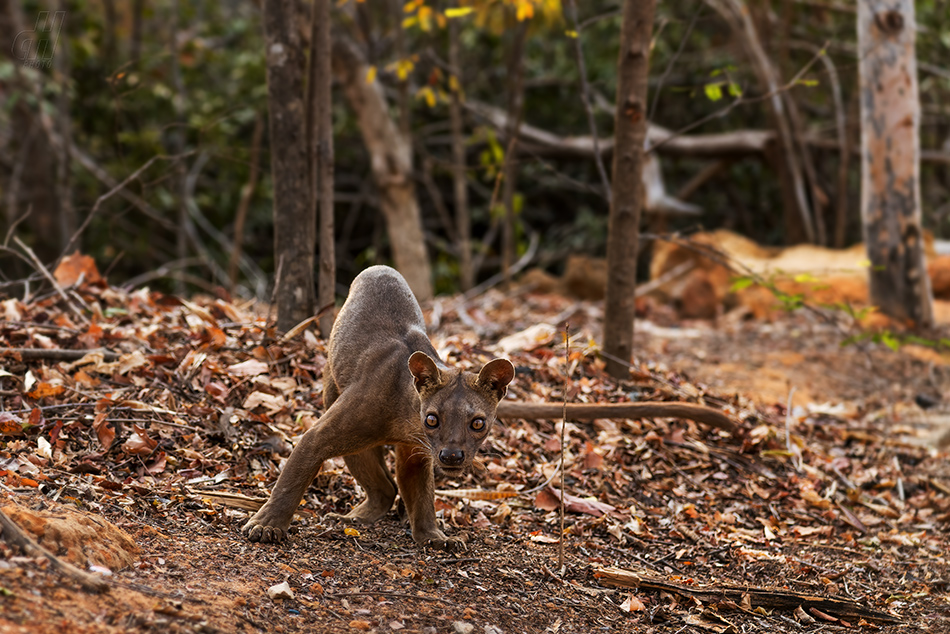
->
[1,0,949,303]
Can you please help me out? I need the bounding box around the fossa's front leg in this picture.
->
[394,443,463,551]
[243,398,364,542]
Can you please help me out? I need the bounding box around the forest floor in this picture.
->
[1,265,949,634]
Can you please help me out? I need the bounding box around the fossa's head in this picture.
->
[407,352,514,476]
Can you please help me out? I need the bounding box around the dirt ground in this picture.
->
[2,283,950,633]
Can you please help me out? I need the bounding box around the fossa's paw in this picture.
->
[414,530,466,552]
[242,504,293,543]
[242,519,287,543]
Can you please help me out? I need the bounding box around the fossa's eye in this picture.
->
[425,413,440,428]
[470,417,486,432]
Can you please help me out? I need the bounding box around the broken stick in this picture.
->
[595,566,900,623]
[497,401,737,434]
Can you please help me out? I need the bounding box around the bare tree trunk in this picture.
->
[264,0,315,330]
[331,36,432,301]
[308,0,335,337]
[603,0,657,380]
[1,1,61,264]
[857,1,933,327]
[501,19,528,288]
[448,8,473,291]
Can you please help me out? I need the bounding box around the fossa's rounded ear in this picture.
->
[408,351,442,392]
[476,358,515,400]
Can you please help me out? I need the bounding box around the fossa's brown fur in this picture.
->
[243,266,514,549]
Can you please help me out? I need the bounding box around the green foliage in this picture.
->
[57,1,271,287]
[840,329,950,353]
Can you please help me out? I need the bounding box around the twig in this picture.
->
[230,112,265,293]
[559,323,570,575]
[645,37,829,159]
[0,347,120,362]
[648,1,703,122]
[0,506,109,593]
[70,147,177,230]
[564,0,611,201]
[3,127,35,244]
[790,39,848,248]
[458,230,539,302]
[61,152,194,259]
[595,566,901,623]
[633,260,695,297]
[13,236,89,325]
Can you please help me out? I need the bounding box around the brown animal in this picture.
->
[242,266,514,550]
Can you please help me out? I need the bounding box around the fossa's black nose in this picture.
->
[439,448,465,466]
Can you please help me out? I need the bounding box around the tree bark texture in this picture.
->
[332,36,433,302]
[264,0,315,331]
[857,0,933,327]
[308,0,335,337]
[603,0,657,379]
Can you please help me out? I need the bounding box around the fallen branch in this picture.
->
[497,400,737,434]
[594,566,901,624]
[0,506,109,593]
[467,98,950,165]
[0,347,120,362]
[188,489,312,518]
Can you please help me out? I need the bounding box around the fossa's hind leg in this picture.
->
[327,446,397,524]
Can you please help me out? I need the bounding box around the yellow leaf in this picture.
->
[415,86,437,108]
[402,16,418,29]
[343,527,360,537]
[448,75,460,92]
[418,5,433,31]
[516,0,534,21]
[859,258,872,267]
[396,58,414,80]
[445,7,474,18]
[565,30,578,38]
[365,65,378,84]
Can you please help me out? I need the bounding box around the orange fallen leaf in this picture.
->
[27,382,66,399]
[93,411,115,449]
[0,413,24,435]
[54,251,103,286]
